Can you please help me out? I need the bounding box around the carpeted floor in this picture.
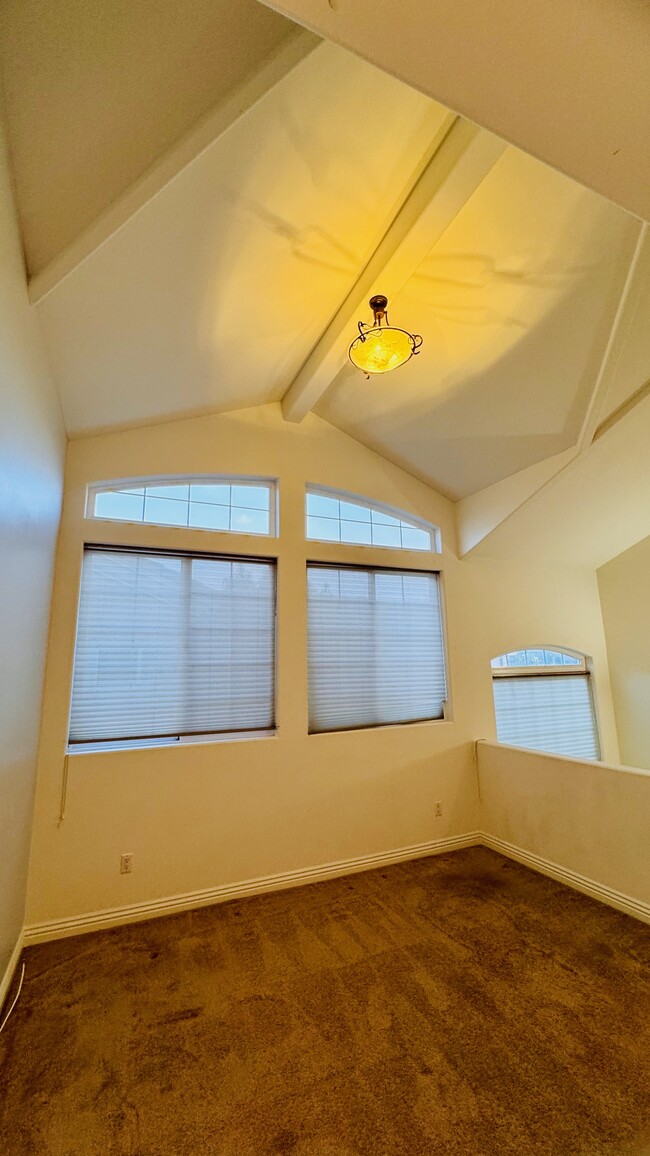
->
[1,847,649,1155]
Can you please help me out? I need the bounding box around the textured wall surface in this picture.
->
[0,111,65,984]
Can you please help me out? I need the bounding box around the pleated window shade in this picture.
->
[307,564,447,733]
[492,674,599,759]
[69,547,276,746]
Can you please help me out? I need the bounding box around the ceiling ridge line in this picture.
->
[281,118,507,422]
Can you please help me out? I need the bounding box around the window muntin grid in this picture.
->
[90,479,275,536]
[306,488,438,552]
[491,648,583,670]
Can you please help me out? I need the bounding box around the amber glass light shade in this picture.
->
[348,294,422,376]
[349,326,414,375]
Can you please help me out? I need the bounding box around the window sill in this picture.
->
[308,716,451,736]
[67,729,277,756]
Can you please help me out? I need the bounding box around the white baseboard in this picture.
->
[24,831,481,945]
[0,933,24,1014]
[22,829,650,946]
[481,832,650,925]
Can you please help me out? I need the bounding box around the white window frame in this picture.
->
[86,475,279,537]
[305,484,441,553]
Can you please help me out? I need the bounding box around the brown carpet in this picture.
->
[1,846,649,1155]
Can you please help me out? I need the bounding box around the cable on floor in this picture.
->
[0,962,25,1035]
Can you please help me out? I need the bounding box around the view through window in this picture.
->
[91,479,275,536]
[306,487,438,551]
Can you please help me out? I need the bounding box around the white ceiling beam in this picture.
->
[28,27,319,305]
[281,118,506,423]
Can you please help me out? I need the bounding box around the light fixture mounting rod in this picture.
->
[369,294,388,324]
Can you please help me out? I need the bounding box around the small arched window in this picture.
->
[306,486,440,551]
[491,648,600,760]
[88,477,276,536]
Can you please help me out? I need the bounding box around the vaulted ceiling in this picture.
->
[1,1,649,546]
[0,0,299,275]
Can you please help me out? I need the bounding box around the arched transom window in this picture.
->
[306,486,439,551]
[88,478,276,536]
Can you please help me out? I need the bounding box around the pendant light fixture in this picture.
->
[348,294,422,377]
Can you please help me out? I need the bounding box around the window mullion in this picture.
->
[181,555,193,738]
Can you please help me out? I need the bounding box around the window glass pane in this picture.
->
[371,510,401,527]
[231,484,270,511]
[543,650,563,665]
[525,649,546,665]
[340,520,372,545]
[371,524,402,548]
[189,484,230,506]
[563,653,581,665]
[145,485,190,500]
[340,500,371,523]
[307,515,340,542]
[188,502,230,531]
[307,493,339,518]
[400,526,431,551]
[143,496,189,527]
[94,491,144,521]
[229,507,269,535]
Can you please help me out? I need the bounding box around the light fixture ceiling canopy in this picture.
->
[348,294,422,377]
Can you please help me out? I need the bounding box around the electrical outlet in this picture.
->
[120,852,134,874]
[434,801,443,818]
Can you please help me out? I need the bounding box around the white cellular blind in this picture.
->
[493,674,599,759]
[307,565,446,733]
[69,547,275,745]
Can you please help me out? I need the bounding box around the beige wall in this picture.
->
[26,404,618,928]
[478,741,650,911]
[0,113,65,981]
[598,536,650,770]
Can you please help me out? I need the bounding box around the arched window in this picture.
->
[88,477,276,536]
[491,648,600,760]
[306,486,440,551]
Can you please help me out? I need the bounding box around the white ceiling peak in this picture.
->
[259,0,650,222]
[30,37,649,514]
